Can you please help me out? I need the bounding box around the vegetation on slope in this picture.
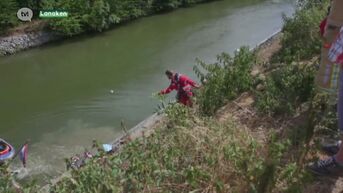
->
[0,0,335,192]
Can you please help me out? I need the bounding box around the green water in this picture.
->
[0,0,294,179]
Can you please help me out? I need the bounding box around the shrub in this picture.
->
[272,2,326,63]
[49,17,84,36]
[0,163,38,193]
[50,157,123,193]
[152,0,182,11]
[50,109,265,193]
[86,0,115,32]
[194,47,256,115]
[255,61,316,116]
[48,0,121,36]
[107,0,150,21]
[0,0,18,34]
[47,0,217,36]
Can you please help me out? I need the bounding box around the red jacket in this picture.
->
[320,17,328,37]
[160,73,198,95]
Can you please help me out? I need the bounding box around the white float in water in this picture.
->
[110,90,115,94]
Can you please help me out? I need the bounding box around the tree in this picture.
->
[0,0,19,34]
[152,0,181,12]
[86,0,112,32]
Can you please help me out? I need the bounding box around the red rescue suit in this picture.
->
[160,73,198,106]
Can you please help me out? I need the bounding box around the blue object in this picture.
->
[102,144,113,152]
[0,138,15,162]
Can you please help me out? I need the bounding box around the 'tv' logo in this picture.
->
[17,8,33,21]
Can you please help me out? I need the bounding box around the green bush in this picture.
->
[48,0,120,36]
[0,0,217,36]
[47,0,216,36]
[272,3,326,63]
[0,164,38,193]
[0,164,14,193]
[50,17,84,36]
[86,0,115,32]
[0,0,18,34]
[255,62,316,116]
[194,47,256,115]
[152,0,181,11]
[50,158,123,193]
[107,0,150,21]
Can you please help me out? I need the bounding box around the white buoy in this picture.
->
[110,90,114,94]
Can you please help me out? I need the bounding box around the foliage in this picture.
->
[50,157,123,193]
[164,102,191,126]
[0,0,219,35]
[304,92,339,144]
[272,1,326,63]
[297,0,325,10]
[17,0,43,17]
[0,0,18,34]
[49,17,84,36]
[50,104,267,193]
[49,101,317,193]
[194,46,256,115]
[254,133,291,193]
[48,0,118,36]
[107,0,150,21]
[0,164,14,193]
[256,61,316,116]
[47,0,216,36]
[152,0,182,11]
[0,163,38,193]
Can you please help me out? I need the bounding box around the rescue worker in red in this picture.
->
[159,70,200,106]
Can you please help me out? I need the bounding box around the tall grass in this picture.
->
[51,105,266,193]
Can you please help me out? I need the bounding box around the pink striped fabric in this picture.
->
[329,27,343,64]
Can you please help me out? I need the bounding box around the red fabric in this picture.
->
[0,145,10,155]
[160,74,198,106]
[337,52,343,64]
[160,74,197,94]
[160,82,177,95]
[320,17,328,37]
[324,43,332,48]
[178,93,193,106]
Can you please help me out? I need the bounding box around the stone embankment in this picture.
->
[0,31,59,56]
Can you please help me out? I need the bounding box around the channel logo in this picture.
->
[17,8,69,22]
[17,7,33,22]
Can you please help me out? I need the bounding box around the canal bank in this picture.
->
[0,0,295,182]
[0,30,60,56]
[38,28,283,192]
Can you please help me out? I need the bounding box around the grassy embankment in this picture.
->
[1,0,336,192]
